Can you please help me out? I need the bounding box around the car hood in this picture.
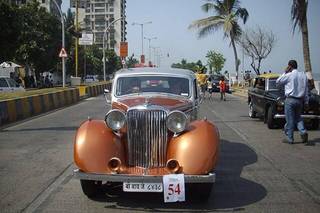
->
[112,96,193,112]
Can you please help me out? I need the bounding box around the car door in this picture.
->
[254,77,266,114]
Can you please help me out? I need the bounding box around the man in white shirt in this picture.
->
[276,60,310,145]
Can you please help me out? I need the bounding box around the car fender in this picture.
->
[74,119,125,173]
[167,120,220,175]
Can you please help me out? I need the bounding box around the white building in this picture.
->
[77,0,127,53]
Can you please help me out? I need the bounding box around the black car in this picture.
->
[248,73,320,129]
[208,74,231,93]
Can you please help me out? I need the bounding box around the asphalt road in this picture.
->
[0,93,319,213]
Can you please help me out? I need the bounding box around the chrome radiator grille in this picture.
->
[127,109,168,168]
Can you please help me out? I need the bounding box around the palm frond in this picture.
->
[198,23,223,38]
[201,2,215,13]
[235,7,249,24]
[189,16,224,30]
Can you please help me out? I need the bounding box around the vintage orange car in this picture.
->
[73,68,220,202]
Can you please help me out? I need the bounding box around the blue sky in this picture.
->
[62,0,320,79]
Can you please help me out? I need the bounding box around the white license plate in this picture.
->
[123,182,163,192]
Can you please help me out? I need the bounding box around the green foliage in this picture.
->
[171,59,207,73]
[206,50,226,74]
[105,49,122,74]
[0,0,61,78]
[126,54,139,68]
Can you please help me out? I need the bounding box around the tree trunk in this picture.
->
[301,16,313,79]
[230,36,239,80]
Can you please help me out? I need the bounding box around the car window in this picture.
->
[254,78,265,90]
[0,78,8,87]
[7,78,19,87]
[116,76,190,97]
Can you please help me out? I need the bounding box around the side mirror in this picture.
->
[104,89,110,94]
[104,89,111,104]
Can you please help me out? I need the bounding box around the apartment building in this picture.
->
[79,0,127,52]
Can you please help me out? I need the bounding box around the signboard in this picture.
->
[79,33,93,45]
[59,48,67,58]
[163,174,185,203]
[120,42,128,57]
[70,0,86,8]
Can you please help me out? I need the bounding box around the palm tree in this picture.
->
[291,0,312,79]
[189,0,248,80]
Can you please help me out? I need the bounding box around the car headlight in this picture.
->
[166,111,188,133]
[105,109,126,131]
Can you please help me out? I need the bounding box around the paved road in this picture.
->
[0,93,319,212]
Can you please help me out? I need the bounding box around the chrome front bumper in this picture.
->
[73,169,216,183]
[274,114,320,119]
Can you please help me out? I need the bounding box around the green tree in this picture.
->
[206,50,226,74]
[126,54,139,68]
[105,49,122,75]
[14,0,61,77]
[0,2,20,62]
[291,0,312,79]
[171,59,207,73]
[189,0,249,80]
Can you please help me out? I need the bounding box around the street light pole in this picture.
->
[144,36,157,65]
[52,0,66,87]
[132,21,152,62]
[103,17,124,81]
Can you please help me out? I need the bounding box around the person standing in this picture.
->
[219,76,226,101]
[276,60,311,145]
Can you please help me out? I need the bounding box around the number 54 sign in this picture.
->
[163,174,185,202]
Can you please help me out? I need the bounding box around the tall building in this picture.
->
[79,0,127,53]
[7,0,62,17]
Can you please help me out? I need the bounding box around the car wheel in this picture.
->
[311,119,319,130]
[187,183,213,202]
[267,107,277,129]
[80,179,102,198]
[248,101,256,118]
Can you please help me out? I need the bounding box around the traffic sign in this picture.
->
[120,42,128,57]
[59,48,67,58]
[79,33,93,45]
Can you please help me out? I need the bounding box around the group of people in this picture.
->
[197,73,227,101]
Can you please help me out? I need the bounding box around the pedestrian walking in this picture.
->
[219,76,226,101]
[276,60,312,145]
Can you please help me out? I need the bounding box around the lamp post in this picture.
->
[144,36,157,65]
[103,17,124,81]
[132,21,152,61]
[52,0,66,87]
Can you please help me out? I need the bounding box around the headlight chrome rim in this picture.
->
[166,110,188,134]
[105,109,126,131]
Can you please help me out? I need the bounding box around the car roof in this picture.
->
[258,73,280,79]
[115,67,196,79]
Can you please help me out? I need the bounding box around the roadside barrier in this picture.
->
[0,88,79,126]
[0,82,111,127]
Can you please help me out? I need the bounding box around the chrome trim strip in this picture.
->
[73,169,216,183]
[274,114,320,119]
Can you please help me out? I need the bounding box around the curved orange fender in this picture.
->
[74,120,125,173]
[167,120,220,175]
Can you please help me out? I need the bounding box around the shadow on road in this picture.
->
[86,139,267,212]
[1,126,78,132]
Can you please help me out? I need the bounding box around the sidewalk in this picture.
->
[231,86,248,99]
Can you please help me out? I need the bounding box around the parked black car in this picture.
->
[248,73,320,129]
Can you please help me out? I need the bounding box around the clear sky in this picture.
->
[62,0,320,79]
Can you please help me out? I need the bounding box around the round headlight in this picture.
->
[166,111,188,133]
[105,109,126,131]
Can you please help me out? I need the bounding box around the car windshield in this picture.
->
[268,79,278,90]
[116,76,190,97]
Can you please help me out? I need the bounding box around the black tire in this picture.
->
[267,106,277,129]
[80,179,102,198]
[187,183,213,202]
[248,101,256,118]
[311,119,319,130]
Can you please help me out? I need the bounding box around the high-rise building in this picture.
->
[79,0,127,53]
[7,0,62,17]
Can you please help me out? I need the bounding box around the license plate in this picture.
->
[123,182,163,192]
